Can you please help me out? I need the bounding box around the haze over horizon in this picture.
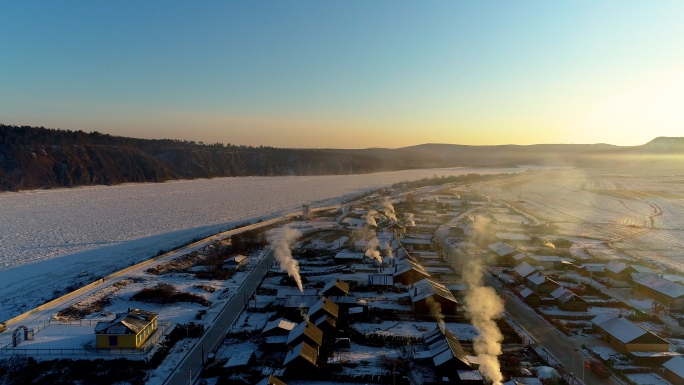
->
[2,1,683,148]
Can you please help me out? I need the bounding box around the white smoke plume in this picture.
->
[381,198,397,222]
[543,240,556,250]
[366,209,378,226]
[273,227,304,292]
[426,296,445,329]
[365,237,382,264]
[463,260,505,385]
[405,213,416,226]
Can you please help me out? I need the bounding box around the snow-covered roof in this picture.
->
[262,318,296,334]
[634,274,684,299]
[286,320,323,346]
[488,242,516,257]
[410,278,458,304]
[224,349,255,367]
[512,253,527,262]
[526,272,548,286]
[277,288,317,299]
[307,297,339,319]
[283,341,318,366]
[528,255,561,262]
[401,238,431,245]
[514,262,536,278]
[591,314,613,326]
[458,370,484,381]
[604,260,631,274]
[321,278,349,296]
[550,287,577,303]
[583,263,605,273]
[595,316,647,344]
[518,287,535,298]
[661,274,684,284]
[95,309,157,335]
[394,258,430,278]
[663,356,684,379]
[334,251,364,260]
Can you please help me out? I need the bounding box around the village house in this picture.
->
[550,287,588,312]
[488,241,517,262]
[525,272,561,295]
[222,255,248,271]
[513,261,537,281]
[94,309,158,349]
[592,315,670,354]
[262,318,297,336]
[634,274,684,309]
[286,320,323,350]
[307,297,339,321]
[393,258,431,285]
[409,278,459,315]
[517,286,541,308]
[604,260,638,282]
[283,341,319,369]
[423,328,473,380]
[523,255,562,270]
[320,278,349,297]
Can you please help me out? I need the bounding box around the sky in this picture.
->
[1,1,683,148]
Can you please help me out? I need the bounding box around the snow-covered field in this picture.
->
[470,169,684,271]
[0,167,524,321]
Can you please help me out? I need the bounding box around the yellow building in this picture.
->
[95,309,158,348]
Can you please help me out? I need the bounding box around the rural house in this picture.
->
[94,309,158,348]
[592,315,670,354]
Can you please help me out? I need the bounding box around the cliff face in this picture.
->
[0,144,177,191]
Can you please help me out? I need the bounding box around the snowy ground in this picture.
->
[351,321,479,341]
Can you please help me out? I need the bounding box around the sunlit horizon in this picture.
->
[2,1,683,148]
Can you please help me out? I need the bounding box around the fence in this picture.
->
[0,320,172,356]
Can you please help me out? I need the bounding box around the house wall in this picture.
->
[624,342,670,353]
[97,334,137,348]
[96,317,157,348]
[634,283,684,310]
[665,369,684,385]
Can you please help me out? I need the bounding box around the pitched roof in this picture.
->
[526,272,549,286]
[255,376,288,385]
[394,258,430,278]
[634,274,684,299]
[512,253,527,262]
[664,356,684,379]
[488,242,516,257]
[286,320,323,346]
[432,330,471,368]
[529,255,562,262]
[283,341,318,366]
[514,262,536,279]
[308,297,339,319]
[518,287,535,298]
[95,309,157,335]
[594,316,667,344]
[604,260,632,274]
[262,318,296,334]
[410,278,459,304]
[321,278,349,296]
[550,287,580,303]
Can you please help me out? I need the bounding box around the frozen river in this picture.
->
[0,167,524,320]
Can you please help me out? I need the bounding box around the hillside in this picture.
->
[0,125,441,191]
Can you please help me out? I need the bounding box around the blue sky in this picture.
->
[1,1,683,148]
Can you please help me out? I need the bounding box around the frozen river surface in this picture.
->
[0,167,522,319]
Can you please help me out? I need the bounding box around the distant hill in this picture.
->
[2,124,683,192]
[0,124,448,191]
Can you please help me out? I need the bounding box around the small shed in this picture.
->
[222,255,248,271]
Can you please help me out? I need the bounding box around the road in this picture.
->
[164,247,276,385]
[484,274,619,385]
